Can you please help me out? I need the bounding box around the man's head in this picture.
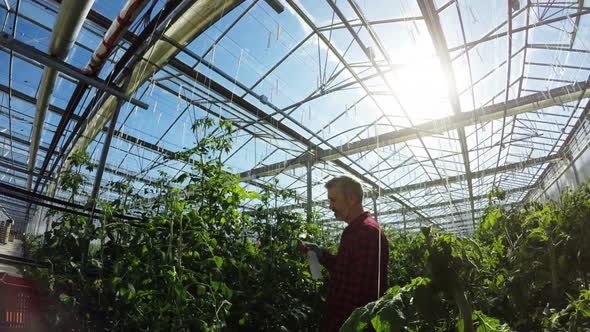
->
[325,176,364,223]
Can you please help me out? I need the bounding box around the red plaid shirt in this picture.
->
[319,212,389,331]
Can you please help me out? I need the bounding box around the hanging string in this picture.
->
[375,122,382,298]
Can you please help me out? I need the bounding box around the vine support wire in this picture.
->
[306,158,312,223]
[374,122,382,298]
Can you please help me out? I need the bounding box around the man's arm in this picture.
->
[318,251,337,273]
[319,231,354,274]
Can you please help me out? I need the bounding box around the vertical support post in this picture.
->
[0,219,6,244]
[306,158,313,223]
[4,219,12,243]
[403,208,406,235]
[90,75,130,203]
[372,194,378,222]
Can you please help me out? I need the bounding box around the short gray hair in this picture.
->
[325,176,364,202]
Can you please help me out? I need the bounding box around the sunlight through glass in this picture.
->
[386,57,455,123]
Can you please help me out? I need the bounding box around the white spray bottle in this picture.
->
[306,250,322,280]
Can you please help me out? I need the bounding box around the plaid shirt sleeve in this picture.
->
[319,215,389,331]
[319,251,337,274]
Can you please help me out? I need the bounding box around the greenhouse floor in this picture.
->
[0,240,24,277]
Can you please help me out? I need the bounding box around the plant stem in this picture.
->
[549,242,559,302]
[453,287,474,332]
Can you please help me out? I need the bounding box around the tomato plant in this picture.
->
[342,183,590,332]
[23,118,323,331]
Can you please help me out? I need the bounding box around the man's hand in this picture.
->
[300,241,324,259]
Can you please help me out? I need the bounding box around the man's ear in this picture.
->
[347,192,359,205]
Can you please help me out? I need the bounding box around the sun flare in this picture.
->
[386,56,455,123]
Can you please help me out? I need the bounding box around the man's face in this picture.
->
[328,187,354,221]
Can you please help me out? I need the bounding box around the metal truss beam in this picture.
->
[0,85,185,190]
[528,44,590,54]
[321,185,532,224]
[0,155,51,182]
[236,0,429,228]
[381,154,561,195]
[0,85,280,209]
[0,83,181,179]
[374,185,533,218]
[317,15,423,32]
[0,33,148,110]
[320,0,446,226]
[406,222,473,233]
[383,202,521,226]
[0,137,160,190]
[241,80,590,180]
[417,0,476,227]
[168,0,439,227]
[570,0,585,47]
[284,154,557,213]
[447,8,590,53]
[526,90,590,200]
[90,75,130,202]
[0,82,81,121]
[35,0,438,227]
[0,181,140,222]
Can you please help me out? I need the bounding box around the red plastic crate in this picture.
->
[0,273,45,332]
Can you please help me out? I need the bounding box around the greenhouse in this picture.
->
[0,0,589,330]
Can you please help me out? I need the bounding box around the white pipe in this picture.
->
[27,0,95,189]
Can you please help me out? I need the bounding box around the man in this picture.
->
[302,176,389,331]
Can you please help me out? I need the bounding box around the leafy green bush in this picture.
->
[342,184,590,332]
[544,289,590,331]
[342,228,494,332]
[473,184,590,330]
[23,118,323,331]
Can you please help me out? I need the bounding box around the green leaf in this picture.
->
[341,306,370,332]
[197,285,206,296]
[457,318,465,332]
[371,302,404,332]
[91,258,103,269]
[173,173,188,183]
[213,256,224,268]
[127,283,136,300]
[59,293,73,305]
[221,283,233,299]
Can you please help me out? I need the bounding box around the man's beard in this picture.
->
[332,209,341,220]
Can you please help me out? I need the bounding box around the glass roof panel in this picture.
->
[1,0,590,234]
